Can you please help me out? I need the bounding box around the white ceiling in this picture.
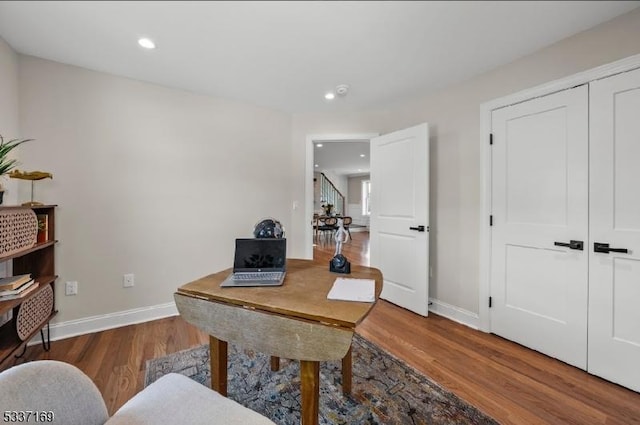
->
[314,141,371,177]
[0,1,638,116]
[0,1,637,175]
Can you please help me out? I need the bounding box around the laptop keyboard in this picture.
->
[233,272,284,281]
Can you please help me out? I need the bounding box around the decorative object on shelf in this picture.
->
[0,208,38,256]
[0,274,31,291]
[0,135,33,205]
[330,218,351,274]
[322,203,334,216]
[9,169,53,207]
[253,218,285,239]
[0,278,36,300]
[36,213,49,243]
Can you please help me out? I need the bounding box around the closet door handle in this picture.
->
[554,240,584,251]
[409,225,425,232]
[594,243,628,254]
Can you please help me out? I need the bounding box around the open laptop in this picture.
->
[220,238,287,287]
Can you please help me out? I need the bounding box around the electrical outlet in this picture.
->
[123,274,135,288]
[65,281,78,296]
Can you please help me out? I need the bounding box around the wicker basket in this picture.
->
[16,284,54,341]
[0,209,38,257]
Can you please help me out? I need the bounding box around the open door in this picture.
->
[370,123,429,316]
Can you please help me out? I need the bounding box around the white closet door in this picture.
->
[589,67,640,392]
[490,85,589,369]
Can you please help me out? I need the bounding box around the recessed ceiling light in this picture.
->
[324,92,335,100]
[138,38,156,49]
[316,143,323,148]
[360,154,366,158]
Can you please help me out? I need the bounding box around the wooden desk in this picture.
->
[174,259,382,425]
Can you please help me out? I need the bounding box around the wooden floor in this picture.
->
[17,231,640,424]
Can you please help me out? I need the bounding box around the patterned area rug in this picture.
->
[145,335,497,425]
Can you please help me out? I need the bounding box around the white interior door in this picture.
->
[588,67,640,392]
[370,123,429,316]
[490,86,589,369]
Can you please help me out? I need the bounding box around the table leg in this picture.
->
[270,356,280,371]
[210,335,228,396]
[342,345,352,395]
[300,360,319,425]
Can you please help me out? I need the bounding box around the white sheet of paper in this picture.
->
[327,278,375,302]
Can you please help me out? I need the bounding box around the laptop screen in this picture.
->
[233,238,287,272]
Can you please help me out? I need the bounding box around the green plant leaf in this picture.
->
[0,135,33,177]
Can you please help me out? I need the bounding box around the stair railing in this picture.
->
[319,173,345,215]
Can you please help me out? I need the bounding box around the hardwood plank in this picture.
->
[357,299,640,425]
[313,230,370,266]
[9,231,640,424]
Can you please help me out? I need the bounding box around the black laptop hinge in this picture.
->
[489,297,493,308]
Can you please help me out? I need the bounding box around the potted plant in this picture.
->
[0,135,33,204]
[322,203,334,216]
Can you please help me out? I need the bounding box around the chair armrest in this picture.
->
[107,373,275,425]
[0,360,108,425]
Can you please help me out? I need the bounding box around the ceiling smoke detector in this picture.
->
[335,84,349,96]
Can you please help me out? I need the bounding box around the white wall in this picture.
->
[0,38,20,205]
[5,6,640,330]
[289,8,640,316]
[17,56,292,323]
[347,174,369,226]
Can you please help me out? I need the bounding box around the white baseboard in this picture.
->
[30,302,178,345]
[429,298,480,330]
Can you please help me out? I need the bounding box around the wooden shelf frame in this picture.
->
[0,205,58,368]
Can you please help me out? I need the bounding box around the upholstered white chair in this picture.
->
[0,360,275,425]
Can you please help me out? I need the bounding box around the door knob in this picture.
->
[554,240,584,251]
[409,225,425,232]
[594,243,629,254]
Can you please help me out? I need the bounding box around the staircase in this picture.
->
[318,173,345,215]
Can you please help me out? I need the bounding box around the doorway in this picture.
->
[304,133,378,259]
[304,124,431,317]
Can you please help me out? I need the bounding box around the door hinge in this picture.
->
[489,215,493,226]
[489,133,493,145]
[489,296,493,308]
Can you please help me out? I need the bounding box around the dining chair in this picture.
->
[317,216,338,243]
[342,216,353,241]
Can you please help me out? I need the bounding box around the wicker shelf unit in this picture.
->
[0,205,58,368]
